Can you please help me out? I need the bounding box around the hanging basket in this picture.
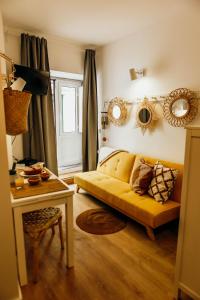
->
[3,88,32,136]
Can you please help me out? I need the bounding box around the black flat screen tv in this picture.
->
[14,64,50,95]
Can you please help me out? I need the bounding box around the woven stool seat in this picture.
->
[23,207,64,282]
[23,207,62,239]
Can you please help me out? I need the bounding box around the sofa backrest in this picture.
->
[134,155,184,203]
[97,152,136,183]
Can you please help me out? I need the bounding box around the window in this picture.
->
[62,86,76,133]
[78,86,83,133]
[58,81,82,135]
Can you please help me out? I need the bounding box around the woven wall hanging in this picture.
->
[0,52,32,136]
[3,88,31,135]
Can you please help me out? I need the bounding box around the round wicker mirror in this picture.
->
[108,97,128,126]
[163,88,198,127]
[112,105,121,119]
[136,98,157,134]
[138,107,152,125]
[171,98,189,118]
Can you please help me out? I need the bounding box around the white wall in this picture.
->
[5,28,85,73]
[5,28,85,160]
[0,30,13,168]
[0,10,21,300]
[99,3,200,163]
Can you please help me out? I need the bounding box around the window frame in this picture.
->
[56,79,82,136]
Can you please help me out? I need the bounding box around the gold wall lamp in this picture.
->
[129,68,145,80]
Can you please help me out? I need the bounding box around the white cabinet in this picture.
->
[174,126,200,300]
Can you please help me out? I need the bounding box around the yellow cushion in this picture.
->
[133,155,184,203]
[120,191,180,228]
[74,171,180,228]
[97,152,136,183]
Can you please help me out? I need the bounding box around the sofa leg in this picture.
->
[75,185,80,193]
[145,226,156,241]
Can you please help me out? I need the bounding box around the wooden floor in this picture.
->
[22,189,180,300]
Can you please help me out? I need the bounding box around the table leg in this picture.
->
[174,287,182,300]
[13,207,28,286]
[65,197,74,267]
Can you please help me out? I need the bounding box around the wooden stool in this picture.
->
[23,207,64,283]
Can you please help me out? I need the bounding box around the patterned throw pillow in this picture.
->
[130,159,153,195]
[148,161,178,203]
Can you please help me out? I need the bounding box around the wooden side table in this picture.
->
[11,170,74,286]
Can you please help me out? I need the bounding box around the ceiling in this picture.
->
[0,0,193,46]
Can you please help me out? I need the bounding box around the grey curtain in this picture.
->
[21,33,58,174]
[82,49,98,171]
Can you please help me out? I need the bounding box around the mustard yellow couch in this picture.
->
[74,152,183,240]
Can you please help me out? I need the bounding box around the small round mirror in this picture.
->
[138,108,151,124]
[171,98,189,118]
[108,97,128,126]
[112,105,121,119]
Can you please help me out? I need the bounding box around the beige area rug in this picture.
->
[76,208,127,235]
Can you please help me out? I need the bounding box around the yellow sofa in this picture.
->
[74,152,183,240]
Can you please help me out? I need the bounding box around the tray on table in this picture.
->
[11,179,68,199]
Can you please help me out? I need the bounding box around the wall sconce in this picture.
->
[129,68,144,80]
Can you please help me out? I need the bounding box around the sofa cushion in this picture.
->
[74,171,131,201]
[130,159,153,195]
[148,161,179,203]
[97,152,136,183]
[74,171,180,228]
[134,155,183,203]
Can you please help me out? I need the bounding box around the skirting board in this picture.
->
[11,283,22,300]
[179,282,200,300]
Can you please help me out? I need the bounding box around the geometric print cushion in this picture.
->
[148,161,178,204]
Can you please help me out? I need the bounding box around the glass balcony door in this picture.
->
[55,79,82,170]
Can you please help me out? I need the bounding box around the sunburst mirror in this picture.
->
[136,97,158,134]
[163,88,198,127]
[107,97,128,126]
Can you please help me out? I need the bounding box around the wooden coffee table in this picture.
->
[11,169,74,286]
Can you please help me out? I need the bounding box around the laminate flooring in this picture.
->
[22,189,180,300]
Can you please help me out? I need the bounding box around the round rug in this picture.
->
[76,208,127,235]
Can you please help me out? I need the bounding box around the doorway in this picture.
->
[51,71,83,174]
